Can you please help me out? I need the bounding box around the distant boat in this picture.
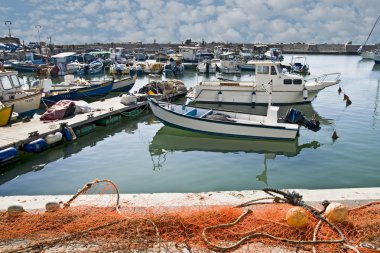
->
[0,70,42,117]
[112,76,137,92]
[197,59,218,74]
[264,48,284,61]
[10,60,47,73]
[289,56,310,75]
[163,56,185,76]
[109,63,134,75]
[148,98,320,140]
[76,60,103,75]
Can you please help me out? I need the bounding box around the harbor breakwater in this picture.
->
[56,42,379,55]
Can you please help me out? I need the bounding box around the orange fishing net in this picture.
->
[0,180,379,253]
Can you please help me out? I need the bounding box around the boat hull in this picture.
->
[0,104,14,126]
[3,92,42,118]
[194,85,320,105]
[77,80,113,98]
[148,100,298,140]
[43,90,78,105]
[112,76,136,92]
[43,80,114,104]
[194,76,338,105]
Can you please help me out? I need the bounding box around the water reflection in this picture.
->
[0,114,148,185]
[149,126,320,184]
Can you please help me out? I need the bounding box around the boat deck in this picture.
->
[0,92,185,151]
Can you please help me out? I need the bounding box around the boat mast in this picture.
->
[358,14,380,53]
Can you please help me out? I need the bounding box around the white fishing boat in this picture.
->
[0,70,42,118]
[290,56,310,74]
[219,52,242,74]
[196,59,218,74]
[148,97,320,140]
[194,61,341,105]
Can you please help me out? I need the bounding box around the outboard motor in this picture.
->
[284,108,320,132]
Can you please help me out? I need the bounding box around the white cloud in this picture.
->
[1,0,379,44]
[83,1,101,15]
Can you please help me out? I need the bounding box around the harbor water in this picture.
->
[0,55,379,195]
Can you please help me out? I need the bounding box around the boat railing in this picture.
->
[305,72,341,83]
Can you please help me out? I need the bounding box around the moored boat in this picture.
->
[42,78,114,105]
[0,70,42,118]
[194,61,340,105]
[289,56,310,75]
[148,98,320,140]
[112,75,137,92]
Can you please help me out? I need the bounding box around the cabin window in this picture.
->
[283,79,292,85]
[10,75,21,88]
[270,66,277,75]
[293,79,302,85]
[0,76,13,90]
[256,65,269,74]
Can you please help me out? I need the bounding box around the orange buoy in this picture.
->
[343,94,349,101]
[325,202,348,223]
[286,207,309,228]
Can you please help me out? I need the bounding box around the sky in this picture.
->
[0,0,379,45]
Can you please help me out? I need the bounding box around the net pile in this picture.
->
[0,180,379,253]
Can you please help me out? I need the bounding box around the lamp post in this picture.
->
[4,21,12,37]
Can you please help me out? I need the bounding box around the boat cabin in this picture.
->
[178,46,200,62]
[0,71,24,98]
[254,61,304,88]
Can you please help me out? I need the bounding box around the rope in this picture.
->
[7,179,161,253]
[120,104,147,117]
[202,188,346,252]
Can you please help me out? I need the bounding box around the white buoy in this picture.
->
[303,87,308,100]
[251,91,256,107]
[45,132,63,145]
[218,90,223,103]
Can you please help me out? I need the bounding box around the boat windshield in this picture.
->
[0,76,13,90]
[256,65,269,74]
[10,75,21,88]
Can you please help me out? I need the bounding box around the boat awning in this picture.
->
[51,52,76,58]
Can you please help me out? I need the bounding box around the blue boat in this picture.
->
[42,79,114,105]
[10,60,47,73]
[76,79,113,98]
[76,60,103,76]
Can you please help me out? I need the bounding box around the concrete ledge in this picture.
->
[1,187,379,211]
